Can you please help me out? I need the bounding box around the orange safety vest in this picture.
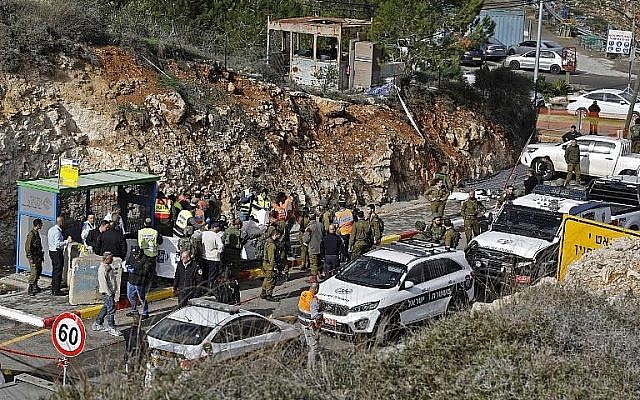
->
[335,209,354,235]
[155,199,171,221]
[273,204,287,222]
[297,290,317,325]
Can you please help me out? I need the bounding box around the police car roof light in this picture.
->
[188,297,241,314]
[532,184,587,201]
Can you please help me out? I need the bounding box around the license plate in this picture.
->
[515,275,531,284]
[324,317,337,327]
[472,57,481,61]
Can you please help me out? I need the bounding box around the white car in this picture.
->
[520,135,640,180]
[317,239,474,345]
[566,89,640,119]
[505,50,567,74]
[146,298,300,369]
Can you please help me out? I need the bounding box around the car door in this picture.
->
[210,316,283,362]
[602,93,626,118]
[540,51,558,71]
[519,40,536,53]
[398,263,432,324]
[520,51,537,69]
[576,139,594,174]
[422,258,466,317]
[585,141,616,176]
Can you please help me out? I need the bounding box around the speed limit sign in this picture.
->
[51,312,86,357]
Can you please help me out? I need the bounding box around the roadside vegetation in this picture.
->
[53,285,640,399]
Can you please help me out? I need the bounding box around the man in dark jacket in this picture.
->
[126,247,152,319]
[86,220,109,253]
[588,101,601,134]
[95,222,128,258]
[564,139,581,186]
[25,219,44,296]
[173,250,203,307]
[523,169,540,195]
[321,224,343,278]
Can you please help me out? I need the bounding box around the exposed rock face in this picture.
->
[0,46,519,263]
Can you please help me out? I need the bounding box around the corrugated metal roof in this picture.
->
[16,169,159,193]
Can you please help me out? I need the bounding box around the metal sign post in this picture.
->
[58,357,69,386]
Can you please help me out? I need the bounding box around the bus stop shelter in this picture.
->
[15,169,159,276]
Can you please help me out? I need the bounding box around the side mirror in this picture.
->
[203,341,212,354]
[402,280,415,290]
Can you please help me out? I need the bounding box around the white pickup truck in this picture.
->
[465,185,640,297]
[520,135,640,180]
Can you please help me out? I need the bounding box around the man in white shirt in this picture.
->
[201,223,224,291]
[81,213,96,245]
[47,216,71,296]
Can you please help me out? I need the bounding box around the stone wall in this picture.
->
[0,46,520,263]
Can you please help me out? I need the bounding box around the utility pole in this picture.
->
[624,1,639,137]
[628,1,636,92]
[533,0,544,86]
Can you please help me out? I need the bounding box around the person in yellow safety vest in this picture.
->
[333,197,353,261]
[298,282,321,369]
[154,192,173,236]
[174,208,195,237]
[256,189,270,209]
[137,217,163,282]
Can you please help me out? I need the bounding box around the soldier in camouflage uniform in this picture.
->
[497,185,518,208]
[424,179,450,217]
[320,205,333,232]
[366,204,384,245]
[426,216,445,243]
[442,218,460,249]
[414,220,429,240]
[25,219,44,296]
[261,229,281,301]
[297,208,310,270]
[349,210,372,259]
[435,164,454,192]
[460,190,486,244]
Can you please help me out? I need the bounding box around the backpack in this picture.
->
[254,234,267,260]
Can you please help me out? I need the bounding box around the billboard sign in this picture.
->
[606,30,633,54]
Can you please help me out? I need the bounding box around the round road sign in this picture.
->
[51,312,86,357]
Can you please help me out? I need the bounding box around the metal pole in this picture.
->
[533,0,544,85]
[62,357,68,385]
[629,3,636,92]
[624,67,640,136]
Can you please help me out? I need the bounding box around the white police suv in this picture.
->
[317,239,474,345]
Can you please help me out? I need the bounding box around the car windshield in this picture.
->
[620,91,633,103]
[336,256,406,289]
[492,204,563,241]
[148,318,214,346]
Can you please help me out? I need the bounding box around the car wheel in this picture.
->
[550,64,562,74]
[509,60,520,70]
[508,49,516,55]
[373,312,400,347]
[532,158,555,181]
[446,292,469,315]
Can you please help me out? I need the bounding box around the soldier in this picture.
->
[303,212,324,281]
[349,210,372,259]
[297,207,311,270]
[630,117,640,153]
[564,139,581,186]
[223,219,247,280]
[587,100,601,134]
[320,204,333,232]
[442,218,460,249]
[25,219,44,296]
[413,220,429,240]
[497,185,517,208]
[366,204,384,246]
[424,179,450,217]
[261,229,281,301]
[435,164,454,192]
[426,216,445,243]
[460,190,485,244]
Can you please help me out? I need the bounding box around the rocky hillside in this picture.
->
[0,46,519,263]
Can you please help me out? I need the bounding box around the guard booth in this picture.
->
[16,169,159,276]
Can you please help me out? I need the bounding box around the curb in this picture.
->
[34,288,174,329]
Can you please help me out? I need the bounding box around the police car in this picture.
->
[317,239,474,345]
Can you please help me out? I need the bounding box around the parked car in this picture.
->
[316,239,474,345]
[146,298,300,369]
[505,50,566,74]
[566,88,640,119]
[507,40,562,55]
[460,48,485,66]
[520,135,640,180]
[483,37,507,60]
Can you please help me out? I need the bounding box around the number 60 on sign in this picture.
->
[51,312,86,357]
